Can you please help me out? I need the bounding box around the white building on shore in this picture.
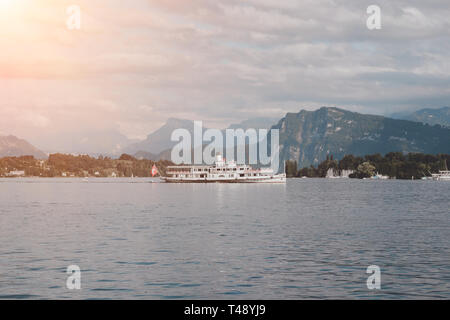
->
[6,170,25,177]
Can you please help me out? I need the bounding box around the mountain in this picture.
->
[227,117,278,131]
[273,107,450,168]
[34,129,137,157]
[125,118,199,155]
[126,117,277,156]
[134,150,158,161]
[128,110,450,168]
[394,107,450,128]
[0,135,47,159]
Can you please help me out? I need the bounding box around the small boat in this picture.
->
[161,154,286,183]
[371,172,389,180]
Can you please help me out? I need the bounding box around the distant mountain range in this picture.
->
[2,108,449,167]
[129,109,450,167]
[274,107,450,168]
[227,117,279,131]
[33,129,137,157]
[0,135,47,159]
[124,118,198,156]
[125,117,277,158]
[392,107,450,128]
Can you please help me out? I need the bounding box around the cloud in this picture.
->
[0,0,449,151]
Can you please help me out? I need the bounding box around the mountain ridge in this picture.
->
[125,116,278,156]
[394,106,450,128]
[273,107,450,168]
[0,135,47,159]
[129,108,450,166]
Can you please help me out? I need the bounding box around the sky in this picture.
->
[0,0,449,152]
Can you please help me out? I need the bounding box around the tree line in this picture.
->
[0,154,173,177]
[285,152,450,179]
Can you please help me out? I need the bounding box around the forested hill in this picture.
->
[273,107,450,168]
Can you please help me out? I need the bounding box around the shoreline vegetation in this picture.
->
[286,152,450,179]
[1,152,449,180]
[0,153,172,178]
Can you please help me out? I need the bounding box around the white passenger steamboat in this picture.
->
[431,170,450,181]
[161,154,286,183]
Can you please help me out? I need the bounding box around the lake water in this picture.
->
[0,178,449,299]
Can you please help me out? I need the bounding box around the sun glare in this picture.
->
[0,0,13,6]
[0,0,17,11]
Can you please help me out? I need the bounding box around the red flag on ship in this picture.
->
[151,164,158,177]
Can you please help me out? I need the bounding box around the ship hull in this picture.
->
[433,176,450,181]
[161,176,286,183]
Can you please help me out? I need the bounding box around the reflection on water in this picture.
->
[0,178,449,299]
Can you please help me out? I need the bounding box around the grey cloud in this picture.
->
[2,0,450,144]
